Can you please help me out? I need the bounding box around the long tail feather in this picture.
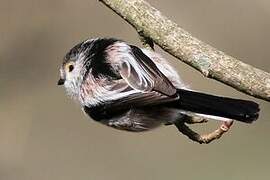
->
[171,89,260,123]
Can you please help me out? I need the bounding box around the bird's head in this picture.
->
[58,39,98,99]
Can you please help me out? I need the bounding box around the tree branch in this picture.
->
[100,0,270,102]
[175,119,233,144]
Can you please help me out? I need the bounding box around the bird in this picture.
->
[57,37,260,132]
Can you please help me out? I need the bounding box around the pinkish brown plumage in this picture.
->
[58,37,259,132]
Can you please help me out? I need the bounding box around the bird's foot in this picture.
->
[138,31,155,50]
[184,116,208,124]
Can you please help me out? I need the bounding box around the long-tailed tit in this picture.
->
[58,38,259,132]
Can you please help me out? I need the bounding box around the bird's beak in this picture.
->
[57,78,65,85]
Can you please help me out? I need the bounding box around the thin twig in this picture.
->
[175,119,233,144]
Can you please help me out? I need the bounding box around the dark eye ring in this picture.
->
[68,64,74,72]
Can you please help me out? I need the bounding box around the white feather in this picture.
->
[176,110,233,122]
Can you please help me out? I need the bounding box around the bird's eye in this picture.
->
[68,64,74,72]
[65,62,75,73]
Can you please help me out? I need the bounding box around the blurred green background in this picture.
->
[1,0,270,179]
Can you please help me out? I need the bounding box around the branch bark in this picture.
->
[100,0,270,102]
[175,119,233,144]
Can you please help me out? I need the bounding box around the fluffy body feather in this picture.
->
[58,38,260,132]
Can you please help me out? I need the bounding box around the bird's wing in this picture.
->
[101,44,180,109]
[105,80,174,107]
[115,45,177,96]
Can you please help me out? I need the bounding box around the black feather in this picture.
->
[169,89,260,123]
[84,38,121,80]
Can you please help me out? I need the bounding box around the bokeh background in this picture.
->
[1,0,270,179]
